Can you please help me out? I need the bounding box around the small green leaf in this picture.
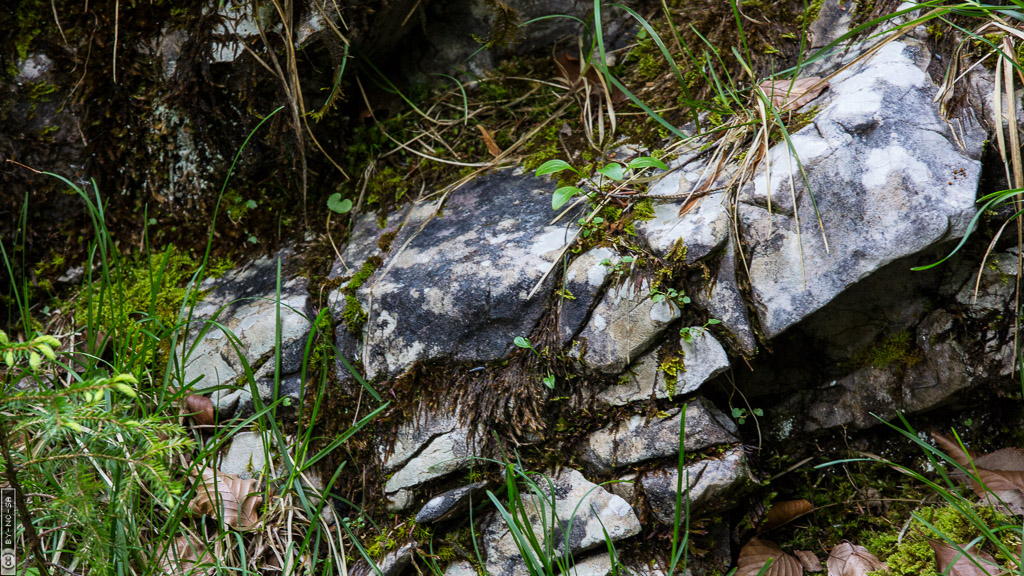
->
[753,408,764,417]
[597,162,625,181]
[681,296,691,304]
[552,186,580,210]
[514,336,532,349]
[591,217,605,225]
[543,374,556,389]
[620,255,634,263]
[732,408,744,418]
[245,199,258,209]
[327,193,353,214]
[536,159,575,177]
[4,351,14,367]
[651,294,665,303]
[0,330,8,346]
[706,318,722,325]
[627,157,669,171]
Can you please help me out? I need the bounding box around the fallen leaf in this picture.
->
[928,539,1001,576]
[827,542,887,576]
[795,550,823,572]
[477,125,503,157]
[737,538,803,576]
[760,499,814,531]
[190,468,262,530]
[757,77,828,112]
[155,534,214,575]
[185,395,216,427]
[932,432,1024,509]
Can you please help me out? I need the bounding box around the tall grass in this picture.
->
[0,108,386,575]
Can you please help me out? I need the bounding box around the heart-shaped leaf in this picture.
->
[536,159,575,177]
[513,336,532,349]
[627,157,668,171]
[327,193,353,214]
[597,162,625,182]
[553,186,580,210]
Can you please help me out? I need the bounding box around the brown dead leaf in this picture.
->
[932,432,1024,510]
[191,468,262,530]
[760,499,814,531]
[185,395,216,427]
[757,77,828,112]
[156,534,214,575]
[737,538,803,576]
[553,53,625,104]
[928,539,1001,576]
[477,125,503,157]
[795,550,823,572]
[827,542,887,576]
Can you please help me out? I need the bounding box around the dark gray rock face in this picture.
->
[361,171,591,378]
[738,38,985,339]
[174,250,312,418]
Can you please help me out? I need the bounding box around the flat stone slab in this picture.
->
[360,171,590,378]
[598,330,730,405]
[738,38,984,339]
[581,398,738,471]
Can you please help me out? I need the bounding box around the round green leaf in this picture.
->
[597,162,625,182]
[514,336,532,349]
[327,193,353,214]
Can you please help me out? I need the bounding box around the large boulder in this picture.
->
[738,37,985,339]
[359,171,594,378]
[641,447,752,525]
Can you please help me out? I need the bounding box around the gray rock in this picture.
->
[382,411,481,510]
[568,553,614,576]
[175,249,312,418]
[774,309,989,434]
[695,237,758,357]
[415,481,489,524]
[641,447,751,525]
[361,171,592,378]
[635,165,730,263]
[579,277,681,374]
[444,560,478,576]
[598,331,730,405]
[954,250,1019,314]
[483,469,640,576]
[219,431,269,479]
[558,247,616,344]
[329,209,407,282]
[351,542,417,576]
[739,38,984,339]
[581,399,738,471]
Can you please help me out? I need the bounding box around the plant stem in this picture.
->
[0,414,52,576]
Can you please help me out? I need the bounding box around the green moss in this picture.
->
[882,505,1017,576]
[855,330,922,371]
[667,239,688,263]
[658,353,686,396]
[340,256,381,334]
[633,199,656,221]
[802,0,826,24]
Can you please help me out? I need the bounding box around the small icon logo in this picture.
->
[0,550,14,574]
